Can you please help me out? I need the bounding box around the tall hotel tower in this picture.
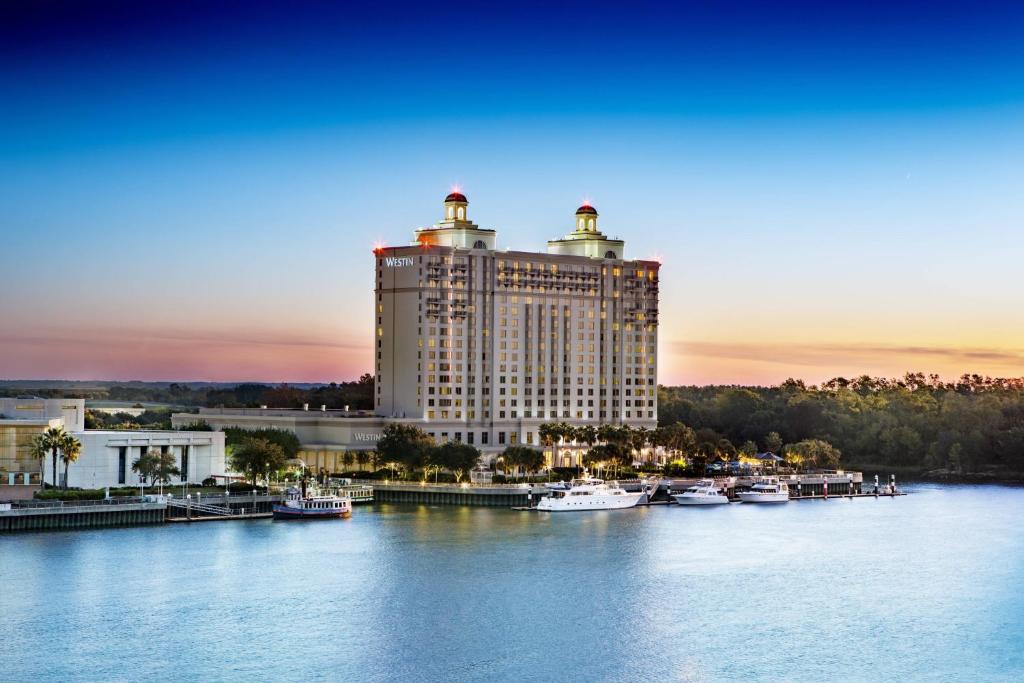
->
[374,191,659,463]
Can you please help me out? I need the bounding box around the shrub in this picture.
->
[179,421,214,432]
[226,481,266,494]
[35,489,106,501]
[201,477,217,487]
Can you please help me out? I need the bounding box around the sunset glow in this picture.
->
[2,3,1022,386]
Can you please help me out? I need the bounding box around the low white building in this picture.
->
[1,397,226,497]
[58,429,226,490]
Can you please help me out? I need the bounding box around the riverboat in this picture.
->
[272,494,352,519]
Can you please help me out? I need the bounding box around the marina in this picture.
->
[1,471,908,531]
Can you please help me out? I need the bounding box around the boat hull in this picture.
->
[537,492,644,511]
[672,494,730,505]
[272,505,351,520]
[737,492,789,503]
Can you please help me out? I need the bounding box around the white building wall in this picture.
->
[53,430,226,489]
[0,398,85,431]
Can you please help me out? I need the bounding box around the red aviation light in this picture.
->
[417,231,436,249]
[372,240,386,255]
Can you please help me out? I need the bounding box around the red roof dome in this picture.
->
[575,204,597,215]
[445,192,468,203]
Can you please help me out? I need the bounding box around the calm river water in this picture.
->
[2,483,1023,682]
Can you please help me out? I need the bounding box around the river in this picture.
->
[2,482,1023,681]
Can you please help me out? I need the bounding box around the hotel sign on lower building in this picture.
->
[384,257,414,268]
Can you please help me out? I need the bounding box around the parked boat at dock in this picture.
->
[272,494,352,519]
[537,478,645,511]
[738,477,790,503]
[672,479,730,505]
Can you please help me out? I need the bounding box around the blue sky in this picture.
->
[2,1,1023,383]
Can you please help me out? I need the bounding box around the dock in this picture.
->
[0,498,167,532]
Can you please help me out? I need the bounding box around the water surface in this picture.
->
[2,483,1023,681]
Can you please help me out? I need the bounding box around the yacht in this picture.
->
[272,493,352,519]
[537,478,645,511]
[672,479,730,505]
[738,477,790,504]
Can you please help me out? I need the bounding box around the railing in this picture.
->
[11,496,148,509]
[348,478,535,490]
[1,498,166,515]
[165,498,234,516]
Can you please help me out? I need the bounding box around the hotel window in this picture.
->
[118,447,127,484]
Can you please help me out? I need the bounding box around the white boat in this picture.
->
[272,493,352,519]
[738,477,790,503]
[672,479,730,505]
[537,478,645,511]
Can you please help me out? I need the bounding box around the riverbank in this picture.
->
[848,462,1024,484]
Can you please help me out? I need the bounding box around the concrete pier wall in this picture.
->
[0,501,166,532]
[364,481,543,507]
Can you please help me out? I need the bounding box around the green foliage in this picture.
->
[658,373,1024,474]
[499,445,545,478]
[375,423,435,475]
[229,438,287,485]
[226,481,267,493]
[177,420,213,432]
[428,442,481,482]
[201,477,217,487]
[34,487,143,501]
[223,427,300,459]
[783,439,842,471]
[85,409,173,430]
[0,378,376,410]
[132,449,181,487]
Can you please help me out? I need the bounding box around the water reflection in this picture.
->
[1,485,1023,681]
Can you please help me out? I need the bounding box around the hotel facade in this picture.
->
[175,191,660,468]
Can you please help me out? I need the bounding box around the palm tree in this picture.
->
[59,436,82,489]
[38,426,69,488]
[28,434,49,487]
[355,450,370,472]
[630,427,650,468]
[577,425,597,454]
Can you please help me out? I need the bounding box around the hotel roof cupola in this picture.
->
[412,188,497,250]
[546,201,625,259]
[443,191,469,225]
[575,203,598,233]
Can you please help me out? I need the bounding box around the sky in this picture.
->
[1,0,1023,386]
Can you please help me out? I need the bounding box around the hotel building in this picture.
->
[175,191,660,468]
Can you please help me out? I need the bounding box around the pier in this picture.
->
[357,480,544,507]
[0,498,166,532]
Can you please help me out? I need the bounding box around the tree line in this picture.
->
[659,373,1024,474]
[3,377,375,410]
